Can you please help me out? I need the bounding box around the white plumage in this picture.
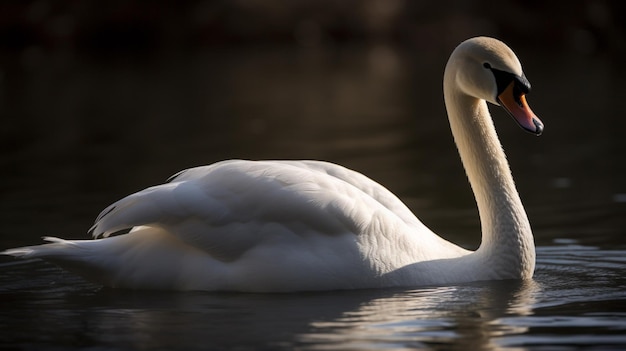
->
[2,37,543,292]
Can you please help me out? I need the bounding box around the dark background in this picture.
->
[0,1,624,54]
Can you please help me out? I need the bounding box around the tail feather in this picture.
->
[1,236,119,285]
[1,237,77,259]
[1,228,221,290]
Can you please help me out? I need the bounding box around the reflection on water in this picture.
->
[1,44,626,349]
[1,248,625,350]
[300,282,538,350]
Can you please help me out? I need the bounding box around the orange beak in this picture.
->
[498,81,544,135]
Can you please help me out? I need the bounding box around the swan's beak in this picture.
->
[497,81,544,136]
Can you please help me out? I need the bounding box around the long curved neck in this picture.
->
[443,67,535,280]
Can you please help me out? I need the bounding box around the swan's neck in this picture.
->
[443,74,535,279]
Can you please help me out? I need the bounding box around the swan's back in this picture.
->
[4,160,466,291]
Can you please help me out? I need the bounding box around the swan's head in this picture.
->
[448,37,544,135]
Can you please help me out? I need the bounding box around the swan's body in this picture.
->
[2,37,543,292]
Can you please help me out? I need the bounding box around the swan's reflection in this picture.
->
[74,279,538,350]
[298,280,539,349]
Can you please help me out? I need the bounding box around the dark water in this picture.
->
[1,45,626,350]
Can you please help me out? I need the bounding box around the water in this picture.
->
[1,44,626,350]
[1,248,625,350]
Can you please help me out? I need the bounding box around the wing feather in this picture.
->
[88,160,424,262]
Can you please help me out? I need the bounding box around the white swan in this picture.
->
[2,37,543,292]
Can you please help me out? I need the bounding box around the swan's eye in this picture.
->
[483,62,491,69]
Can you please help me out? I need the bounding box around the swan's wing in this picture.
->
[165,160,422,230]
[89,160,416,263]
[291,160,429,230]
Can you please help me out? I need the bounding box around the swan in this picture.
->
[2,37,543,292]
